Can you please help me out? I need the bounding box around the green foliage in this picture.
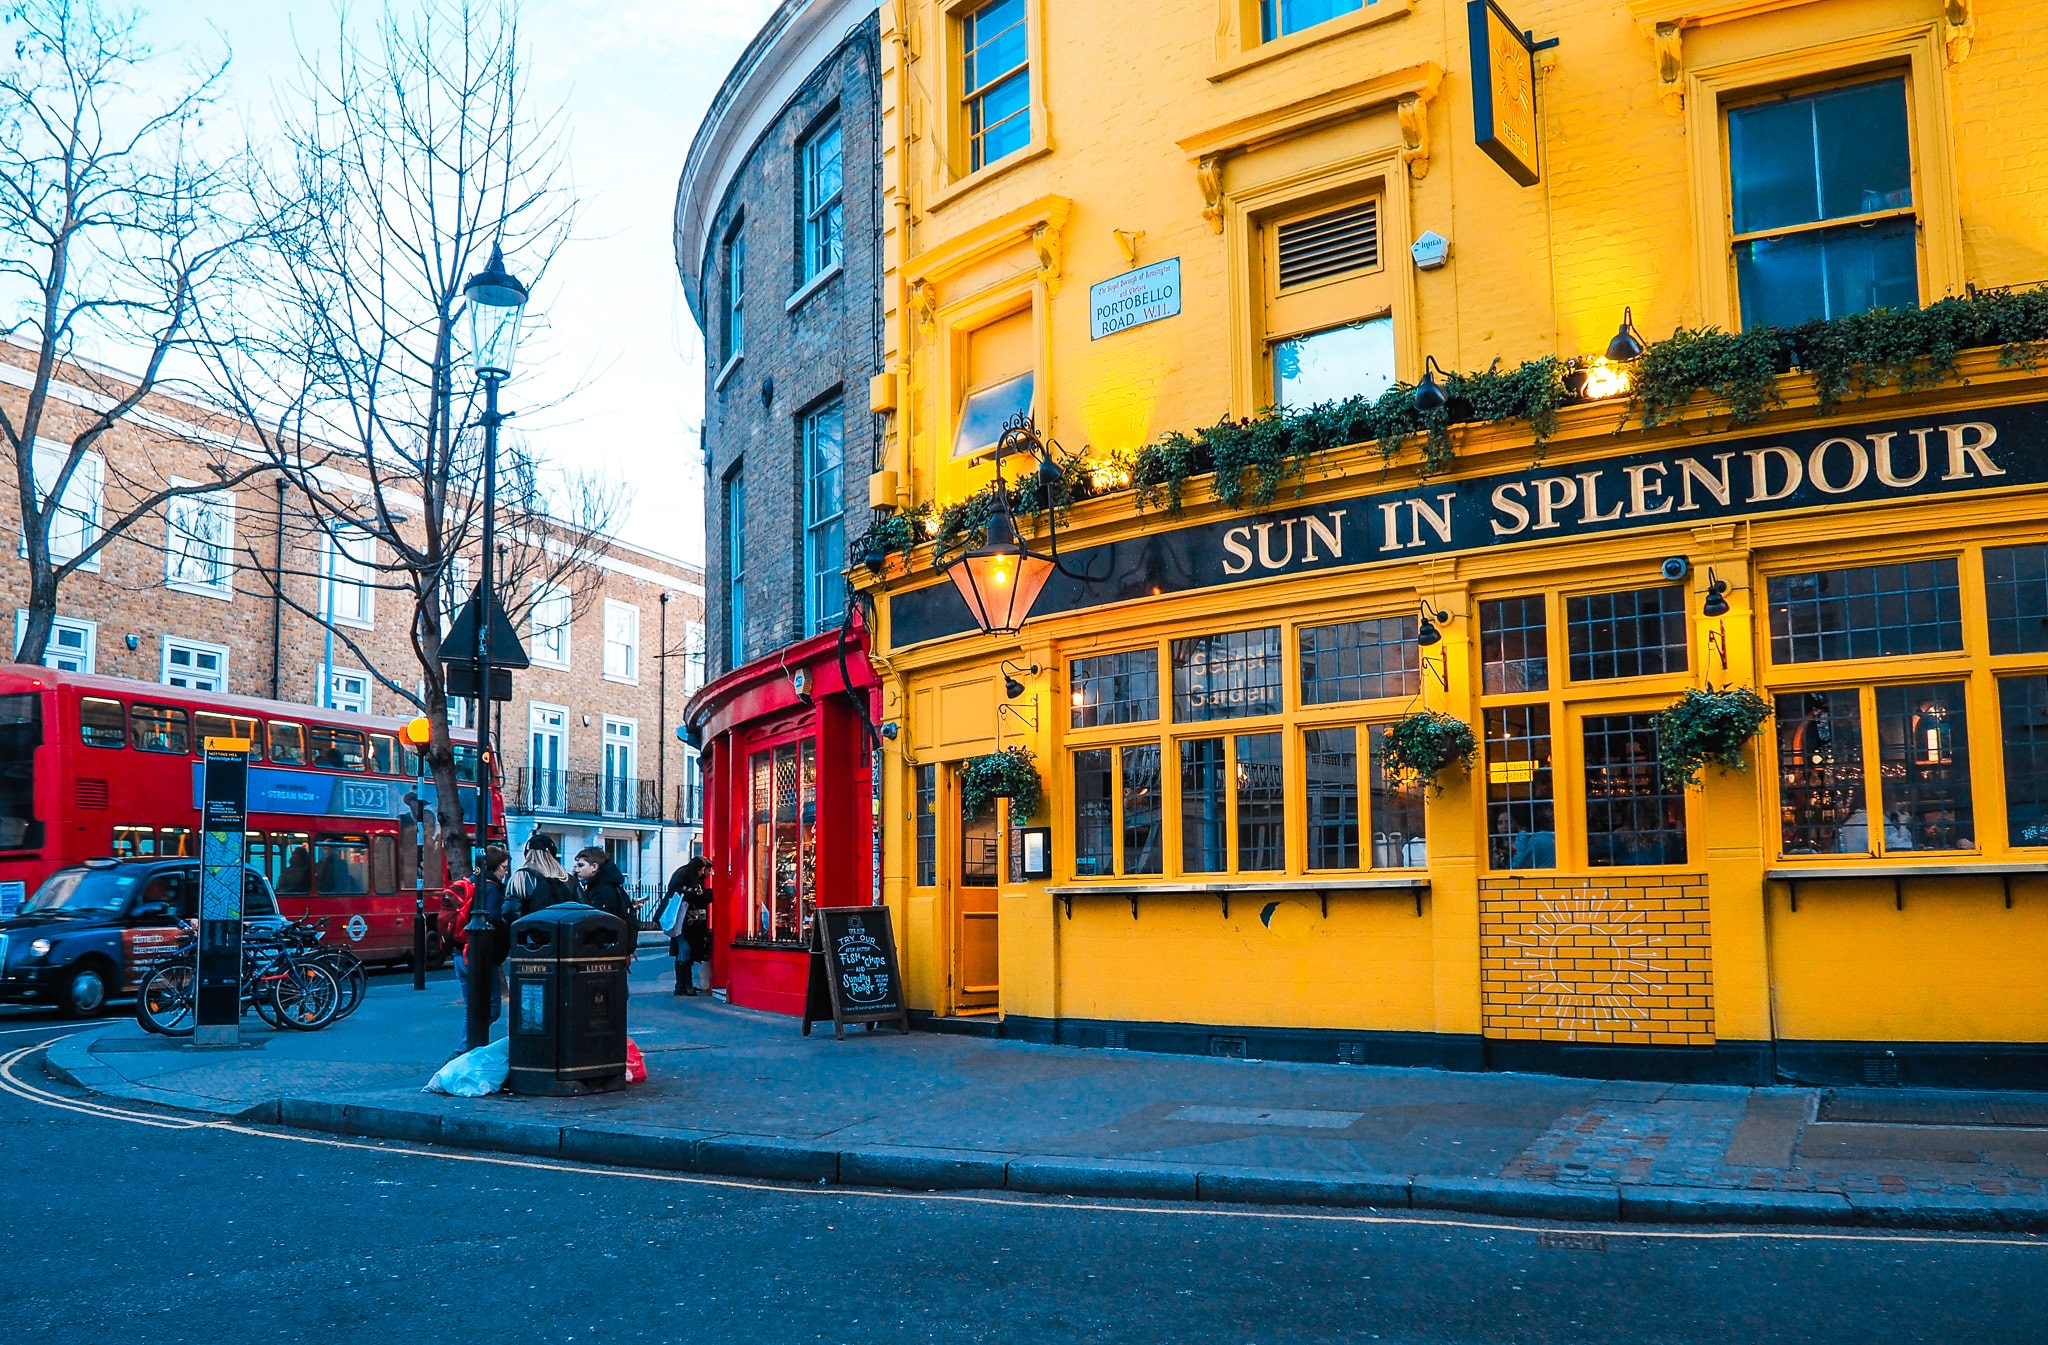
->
[853,507,925,571]
[1380,711,1478,795]
[1653,687,1774,789]
[1628,325,1785,428]
[959,746,1041,821]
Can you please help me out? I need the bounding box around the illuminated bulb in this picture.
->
[1580,357,1632,400]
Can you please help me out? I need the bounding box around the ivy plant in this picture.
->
[959,746,1042,821]
[1380,711,1478,795]
[1653,687,1774,789]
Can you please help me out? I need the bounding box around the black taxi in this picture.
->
[0,858,284,1016]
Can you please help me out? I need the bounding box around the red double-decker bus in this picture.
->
[0,665,495,964]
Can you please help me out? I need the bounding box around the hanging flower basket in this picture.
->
[1381,711,1478,795]
[1654,687,1774,789]
[960,746,1042,821]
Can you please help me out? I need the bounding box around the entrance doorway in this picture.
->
[949,770,1000,1013]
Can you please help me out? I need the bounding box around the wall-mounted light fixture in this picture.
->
[1001,660,1040,700]
[1416,598,1450,647]
[1412,355,1449,413]
[1605,306,1646,363]
[1701,569,1730,618]
[941,416,1079,637]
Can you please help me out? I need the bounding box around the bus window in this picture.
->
[307,725,367,771]
[113,825,154,858]
[269,721,305,766]
[453,744,478,783]
[0,692,42,851]
[157,826,195,858]
[195,712,258,752]
[80,697,126,749]
[130,704,190,754]
[313,833,369,895]
[371,833,398,894]
[275,836,313,894]
[369,734,396,775]
[403,745,422,776]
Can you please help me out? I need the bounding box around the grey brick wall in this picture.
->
[698,12,881,679]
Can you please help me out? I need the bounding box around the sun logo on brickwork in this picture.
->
[1502,887,1668,1038]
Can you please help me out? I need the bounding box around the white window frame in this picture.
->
[601,716,638,818]
[527,700,569,813]
[24,440,102,572]
[164,482,236,599]
[161,636,230,692]
[603,599,641,685]
[323,665,371,715]
[13,610,96,673]
[530,582,572,670]
[683,620,707,694]
[323,527,376,629]
[683,747,704,824]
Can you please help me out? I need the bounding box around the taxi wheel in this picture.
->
[60,962,111,1018]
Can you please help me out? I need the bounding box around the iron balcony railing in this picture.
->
[513,768,664,821]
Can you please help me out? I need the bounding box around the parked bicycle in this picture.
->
[134,923,346,1036]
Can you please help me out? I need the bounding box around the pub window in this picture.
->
[1172,626,1282,723]
[1775,689,1866,854]
[961,0,1029,172]
[1262,0,1369,41]
[1174,733,1283,873]
[1985,544,2048,656]
[1072,744,1161,877]
[129,703,190,754]
[1367,723,1426,868]
[1180,737,1226,873]
[1727,76,1917,331]
[1299,616,1417,704]
[268,720,305,766]
[1071,648,1159,728]
[1567,585,1688,682]
[1304,727,1359,870]
[194,712,257,751]
[1874,683,1974,851]
[313,833,370,895]
[1481,596,1549,694]
[1768,559,1963,664]
[1999,675,2048,848]
[1582,713,1687,866]
[79,696,125,749]
[1485,706,1555,869]
[307,725,367,771]
[961,796,1000,886]
[1236,732,1285,871]
[914,764,938,886]
[1263,196,1396,413]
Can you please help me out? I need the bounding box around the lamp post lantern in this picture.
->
[461,243,527,1053]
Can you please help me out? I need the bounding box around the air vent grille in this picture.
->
[1276,200,1380,289]
[75,778,109,810]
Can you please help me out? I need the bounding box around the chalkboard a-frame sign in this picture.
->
[801,905,911,1039]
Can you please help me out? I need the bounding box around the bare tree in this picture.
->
[0,0,278,662]
[241,0,609,866]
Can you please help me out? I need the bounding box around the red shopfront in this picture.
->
[685,624,879,1015]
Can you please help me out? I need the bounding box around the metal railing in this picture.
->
[512,768,664,821]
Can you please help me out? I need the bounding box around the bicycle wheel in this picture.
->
[268,961,341,1030]
[135,961,197,1037]
[322,955,368,1020]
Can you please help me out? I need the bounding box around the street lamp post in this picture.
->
[461,243,527,1054]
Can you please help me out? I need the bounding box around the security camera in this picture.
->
[1660,557,1690,582]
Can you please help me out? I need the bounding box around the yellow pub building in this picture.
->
[851,0,2048,1085]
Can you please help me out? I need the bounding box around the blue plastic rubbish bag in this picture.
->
[425,1036,509,1097]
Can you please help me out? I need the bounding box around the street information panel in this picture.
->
[195,737,249,1045]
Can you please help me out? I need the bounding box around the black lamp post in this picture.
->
[941,418,1060,637]
[462,243,527,1054]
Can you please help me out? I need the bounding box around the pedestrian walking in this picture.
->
[663,857,712,995]
[504,834,573,920]
[571,846,635,929]
[451,846,510,1054]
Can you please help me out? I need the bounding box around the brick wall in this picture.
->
[1479,876,1716,1046]
[697,11,881,680]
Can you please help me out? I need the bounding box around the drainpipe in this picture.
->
[658,590,671,894]
[270,476,287,699]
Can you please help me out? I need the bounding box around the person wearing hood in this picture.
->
[571,845,636,939]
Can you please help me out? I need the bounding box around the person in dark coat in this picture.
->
[571,846,636,932]
[504,835,572,920]
[664,857,712,995]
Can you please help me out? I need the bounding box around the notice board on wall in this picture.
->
[801,905,911,1039]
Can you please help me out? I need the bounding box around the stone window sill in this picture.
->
[785,263,842,313]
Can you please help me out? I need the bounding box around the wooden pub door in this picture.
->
[949,769,1001,1014]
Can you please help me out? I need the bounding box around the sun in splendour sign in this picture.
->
[1090,258,1181,340]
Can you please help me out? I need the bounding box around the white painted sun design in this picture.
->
[1501,886,1670,1038]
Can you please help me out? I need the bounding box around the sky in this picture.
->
[134,0,784,567]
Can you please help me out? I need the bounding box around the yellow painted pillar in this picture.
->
[1421,572,1481,1044]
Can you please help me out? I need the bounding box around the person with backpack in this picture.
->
[504,834,573,921]
[450,847,509,1055]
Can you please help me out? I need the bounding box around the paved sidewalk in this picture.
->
[37,948,2048,1232]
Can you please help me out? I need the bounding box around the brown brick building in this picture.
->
[1,346,705,902]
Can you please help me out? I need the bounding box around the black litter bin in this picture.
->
[506,902,631,1096]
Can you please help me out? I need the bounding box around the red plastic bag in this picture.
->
[625,1038,647,1084]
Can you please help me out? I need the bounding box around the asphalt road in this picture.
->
[1,1031,2042,1344]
